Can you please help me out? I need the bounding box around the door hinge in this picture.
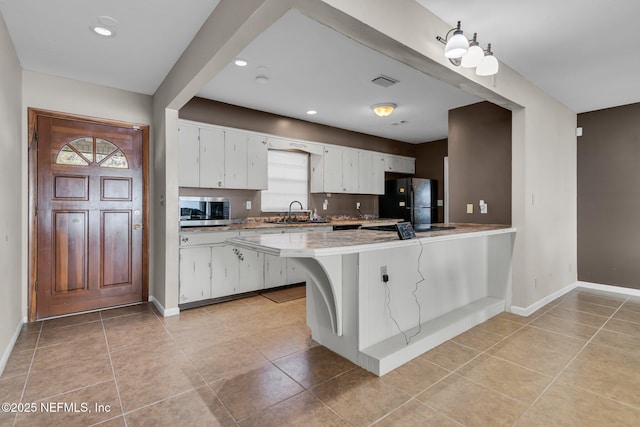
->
[35,280,38,291]
[35,131,38,142]
[35,206,37,216]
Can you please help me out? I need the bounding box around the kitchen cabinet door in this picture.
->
[323,146,343,193]
[247,134,268,190]
[200,127,225,188]
[371,153,386,194]
[178,124,200,187]
[358,150,384,195]
[264,254,286,289]
[210,244,239,298]
[386,154,415,174]
[286,259,307,285]
[224,131,248,189]
[237,249,264,293]
[342,148,359,193]
[179,246,212,304]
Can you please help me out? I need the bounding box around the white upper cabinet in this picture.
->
[224,130,248,189]
[358,150,385,195]
[179,120,415,193]
[322,146,344,193]
[178,124,200,188]
[247,134,268,190]
[178,121,268,190]
[384,153,416,174]
[342,148,359,193]
[200,127,225,188]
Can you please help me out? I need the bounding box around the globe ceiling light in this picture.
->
[436,21,498,76]
[371,103,397,117]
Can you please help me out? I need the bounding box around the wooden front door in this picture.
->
[36,115,146,318]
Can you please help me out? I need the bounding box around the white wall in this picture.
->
[152,0,576,312]
[0,13,24,373]
[309,0,577,310]
[21,72,154,318]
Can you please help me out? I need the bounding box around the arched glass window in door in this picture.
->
[56,137,128,168]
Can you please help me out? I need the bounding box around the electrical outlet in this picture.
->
[466,203,473,214]
[245,200,252,210]
[356,202,361,209]
[380,266,388,282]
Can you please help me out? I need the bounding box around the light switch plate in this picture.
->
[245,201,252,210]
[467,203,473,214]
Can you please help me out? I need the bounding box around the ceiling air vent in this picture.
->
[371,75,399,88]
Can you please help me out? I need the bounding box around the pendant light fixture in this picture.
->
[436,21,499,76]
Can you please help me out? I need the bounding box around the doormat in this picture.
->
[261,284,306,303]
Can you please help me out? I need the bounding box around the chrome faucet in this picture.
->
[288,200,304,222]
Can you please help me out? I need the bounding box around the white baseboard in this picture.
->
[0,318,25,377]
[577,281,640,297]
[149,295,180,317]
[510,282,577,317]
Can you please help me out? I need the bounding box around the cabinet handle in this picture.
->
[218,181,222,187]
[181,236,189,243]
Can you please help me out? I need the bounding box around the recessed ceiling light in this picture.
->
[90,16,117,38]
[234,58,248,67]
[306,110,317,115]
[92,26,113,37]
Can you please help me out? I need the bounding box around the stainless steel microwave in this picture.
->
[179,196,231,227]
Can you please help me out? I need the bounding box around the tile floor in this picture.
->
[2,288,640,426]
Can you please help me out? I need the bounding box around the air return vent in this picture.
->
[371,75,399,88]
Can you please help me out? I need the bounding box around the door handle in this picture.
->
[134,224,142,231]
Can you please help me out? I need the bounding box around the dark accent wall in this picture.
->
[415,138,447,222]
[178,98,415,218]
[180,98,416,155]
[577,102,640,290]
[448,102,512,224]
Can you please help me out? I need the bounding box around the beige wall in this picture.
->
[0,13,24,371]
[21,72,154,315]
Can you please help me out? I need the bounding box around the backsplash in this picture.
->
[178,187,378,220]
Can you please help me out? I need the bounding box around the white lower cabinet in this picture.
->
[264,254,287,289]
[179,226,331,304]
[179,246,212,303]
[210,244,240,299]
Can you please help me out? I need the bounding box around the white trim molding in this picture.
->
[149,296,180,317]
[577,281,640,297]
[510,282,577,317]
[0,319,24,377]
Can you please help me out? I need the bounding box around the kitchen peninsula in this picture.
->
[228,224,515,376]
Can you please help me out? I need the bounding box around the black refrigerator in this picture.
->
[379,178,438,231]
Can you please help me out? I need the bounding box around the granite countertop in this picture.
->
[227,223,516,257]
[180,217,401,233]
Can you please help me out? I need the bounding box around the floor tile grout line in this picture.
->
[509,295,630,426]
[100,312,128,427]
[11,321,42,427]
